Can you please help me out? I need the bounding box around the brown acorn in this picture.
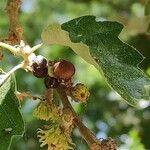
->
[31,55,48,78]
[53,59,75,80]
[33,67,48,78]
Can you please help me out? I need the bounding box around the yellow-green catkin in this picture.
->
[37,124,75,150]
[33,101,61,121]
[62,108,74,134]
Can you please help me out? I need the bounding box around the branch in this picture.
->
[30,43,43,54]
[0,63,23,86]
[57,86,98,146]
[0,42,19,55]
[15,91,43,101]
[45,88,53,105]
[6,0,23,44]
[57,86,118,150]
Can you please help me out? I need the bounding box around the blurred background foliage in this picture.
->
[0,0,150,149]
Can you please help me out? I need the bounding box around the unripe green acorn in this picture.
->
[31,55,48,78]
[53,59,75,80]
[44,76,59,89]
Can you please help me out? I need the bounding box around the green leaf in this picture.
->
[145,0,150,15]
[0,72,24,150]
[41,16,150,106]
[0,69,8,87]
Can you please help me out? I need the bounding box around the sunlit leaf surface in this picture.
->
[0,73,24,150]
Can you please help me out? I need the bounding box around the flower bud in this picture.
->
[70,83,90,103]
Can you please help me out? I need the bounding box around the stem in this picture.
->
[57,86,72,109]
[30,43,43,54]
[45,88,53,105]
[0,42,19,55]
[74,117,96,146]
[57,86,98,146]
[0,63,23,86]
[6,0,22,43]
[15,91,43,101]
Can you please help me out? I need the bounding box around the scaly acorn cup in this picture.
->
[53,59,75,80]
[70,83,90,103]
[37,124,75,150]
[33,101,61,121]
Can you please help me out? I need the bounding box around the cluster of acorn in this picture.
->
[30,55,90,103]
[30,55,75,86]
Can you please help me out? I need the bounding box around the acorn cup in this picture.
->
[68,83,90,103]
[52,59,75,80]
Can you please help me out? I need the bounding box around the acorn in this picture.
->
[31,55,48,78]
[32,55,47,68]
[44,76,59,89]
[33,67,48,78]
[53,59,75,80]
